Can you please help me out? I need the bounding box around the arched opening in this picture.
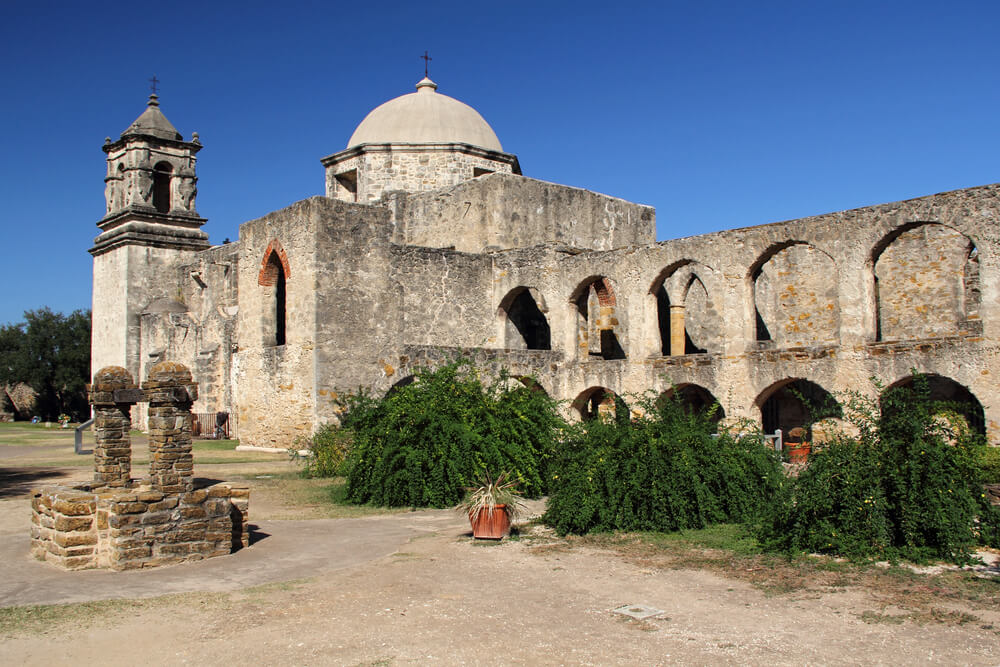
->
[152,162,173,213]
[258,241,291,347]
[386,375,416,397]
[499,287,551,350]
[872,223,978,341]
[884,374,985,436]
[757,378,841,439]
[572,276,625,360]
[515,376,549,396]
[657,384,724,422]
[750,242,839,347]
[652,264,713,356]
[572,386,624,421]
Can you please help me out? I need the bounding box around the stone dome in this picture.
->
[347,78,503,152]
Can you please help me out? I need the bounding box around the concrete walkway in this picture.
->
[0,498,469,608]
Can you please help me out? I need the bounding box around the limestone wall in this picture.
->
[324,145,517,204]
[387,173,656,253]
[375,183,1000,440]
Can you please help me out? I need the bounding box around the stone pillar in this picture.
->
[669,305,686,356]
[142,361,198,494]
[89,366,140,488]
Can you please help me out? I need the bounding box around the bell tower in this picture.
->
[90,93,209,380]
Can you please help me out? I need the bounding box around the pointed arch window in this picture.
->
[258,240,291,347]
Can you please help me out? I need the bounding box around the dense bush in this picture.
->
[759,377,1000,563]
[341,361,564,508]
[296,423,353,478]
[543,394,784,535]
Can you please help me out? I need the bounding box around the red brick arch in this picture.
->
[258,240,291,286]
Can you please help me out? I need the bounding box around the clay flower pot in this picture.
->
[786,442,811,464]
[469,504,511,540]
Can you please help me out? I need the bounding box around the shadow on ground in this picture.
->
[0,467,70,498]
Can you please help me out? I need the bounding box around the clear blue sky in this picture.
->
[2,0,998,325]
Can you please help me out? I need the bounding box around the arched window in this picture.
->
[499,287,551,350]
[152,162,173,213]
[571,276,626,360]
[258,241,291,347]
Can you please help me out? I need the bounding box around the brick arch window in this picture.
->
[152,161,173,213]
[570,276,625,360]
[259,241,291,346]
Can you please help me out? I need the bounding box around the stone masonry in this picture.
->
[91,82,1000,450]
[30,362,249,571]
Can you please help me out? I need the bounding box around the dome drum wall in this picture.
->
[322,144,519,203]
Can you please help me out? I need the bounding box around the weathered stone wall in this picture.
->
[874,223,976,341]
[754,243,840,347]
[138,243,239,433]
[233,199,325,448]
[387,173,656,253]
[324,145,517,204]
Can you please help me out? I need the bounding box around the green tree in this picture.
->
[0,308,91,421]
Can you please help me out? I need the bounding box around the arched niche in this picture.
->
[572,386,624,421]
[756,378,841,439]
[570,276,626,360]
[872,223,979,342]
[650,261,716,356]
[657,384,725,422]
[883,374,985,436]
[750,242,839,347]
[498,287,551,350]
[152,161,173,213]
[258,240,291,347]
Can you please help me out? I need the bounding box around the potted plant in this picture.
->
[785,427,810,464]
[459,471,526,540]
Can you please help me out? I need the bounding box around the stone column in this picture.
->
[669,305,686,356]
[89,366,140,488]
[142,361,198,494]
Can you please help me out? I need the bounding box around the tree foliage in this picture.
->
[0,308,91,420]
[341,361,564,508]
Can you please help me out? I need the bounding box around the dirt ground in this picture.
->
[2,428,999,665]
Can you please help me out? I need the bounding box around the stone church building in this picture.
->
[91,78,1000,447]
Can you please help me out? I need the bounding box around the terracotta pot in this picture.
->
[787,442,811,464]
[469,504,511,539]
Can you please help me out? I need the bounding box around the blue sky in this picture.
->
[2,0,998,325]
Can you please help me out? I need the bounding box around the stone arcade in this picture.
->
[90,78,1000,448]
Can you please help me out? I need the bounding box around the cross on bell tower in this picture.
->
[421,51,432,78]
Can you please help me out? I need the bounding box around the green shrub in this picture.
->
[296,423,352,478]
[977,447,1000,484]
[759,376,997,563]
[341,361,564,508]
[543,393,784,535]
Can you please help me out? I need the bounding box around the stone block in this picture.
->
[54,531,98,548]
[52,498,96,516]
[148,497,179,511]
[178,506,206,520]
[54,515,94,532]
[137,490,166,502]
[140,511,172,525]
[182,489,209,504]
[111,501,148,514]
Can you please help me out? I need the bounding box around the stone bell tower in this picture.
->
[90,92,209,381]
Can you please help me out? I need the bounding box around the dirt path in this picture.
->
[3,497,1000,665]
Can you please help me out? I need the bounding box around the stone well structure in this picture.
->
[30,363,249,571]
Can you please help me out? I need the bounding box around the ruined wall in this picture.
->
[234,199,323,447]
[138,243,240,432]
[875,223,976,341]
[754,243,840,347]
[311,199,401,424]
[388,173,656,253]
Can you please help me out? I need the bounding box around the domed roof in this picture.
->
[122,94,182,141]
[348,78,503,152]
